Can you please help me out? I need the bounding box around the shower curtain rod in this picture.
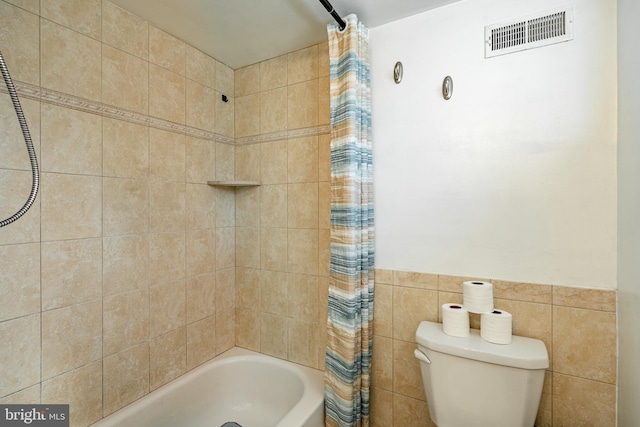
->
[319,0,346,31]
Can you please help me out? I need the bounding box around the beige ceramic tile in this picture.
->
[288,136,318,183]
[186,45,216,88]
[235,144,261,182]
[370,387,394,427]
[261,184,287,228]
[236,268,260,310]
[553,285,616,312]
[215,308,235,354]
[149,327,187,391]
[42,300,102,380]
[186,183,216,230]
[149,64,186,124]
[149,232,185,286]
[552,373,616,427]
[260,270,288,314]
[235,63,260,96]
[103,178,148,236]
[261,139,288,184]
[0,170,40,244]
[492,279,553,304]
[111,250,156,307]
[375,269,394,285]
[3,0,39,15]
[41,103,102,175]
[318,133,331,182]
[288,183,318,229]
[102,0,148,59]
[186,273,216,323]
[42,361,102,427]
[0,243,40,322]
[319,76,330,125]
[214,93,235,138]
[149,128,185,182]
[103,289,149,356]
[236,308,260,352]
[261,312,287,359]
[215,268,236,313]
[288,45,318,84]
[438,274,489,293]
[287,274,318,321]
[0,384,40,404]
[41,173,102,241]
[394,270,438,290]
[103,343,150,416]
[552,306,616,384]
[149,181,186,234]
[216,61,234,95]
[393,287,438,341]
[288,318,319,368]
[260,227,288,272]
[260,87,288,134]
[186,315,216,370]
[236,187,261,227]
[215,142,235,181]
[373,283,393,338]
[102,44,149,113]
[235,94,260,138]
[393,392,432,427]
[149,26,185,75]
[215,227,235,269]
[288,228,318,275]
[318,229,330,277]
[288,80,319,129]
[236,226,260,268]
[103,117,149,179]
[318,42,330,77]
[372,335,393,391]
[150,280,186,338]
[41,0,101,40]
[0,314,40,397]
[186,229,215,276]
[0,94,41,171]
[186,80,216,132]
[41,19,101,101]
[393,340,426,400]
[0,1,40,85]
[41,238,102,310]
[260,55,288,91]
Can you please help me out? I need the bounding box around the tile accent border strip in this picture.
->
[2,80,329,146]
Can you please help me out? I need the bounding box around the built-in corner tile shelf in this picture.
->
[207,181,261,187]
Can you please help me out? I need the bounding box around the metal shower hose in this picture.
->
[0,50,39,227]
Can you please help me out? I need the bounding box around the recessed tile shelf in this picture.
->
[207,181,261,187]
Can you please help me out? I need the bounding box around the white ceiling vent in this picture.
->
[485,6,574,58]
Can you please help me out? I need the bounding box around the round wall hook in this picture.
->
[442,76,453,100]
[394,62,403,84]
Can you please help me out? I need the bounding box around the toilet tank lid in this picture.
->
[415,321,549,370]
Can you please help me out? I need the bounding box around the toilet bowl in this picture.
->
[415,321,548,427]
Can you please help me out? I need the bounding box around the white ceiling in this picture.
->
[109,0,461,69]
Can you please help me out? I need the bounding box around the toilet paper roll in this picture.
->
[463,281,494,314]
[442,303,470,337]
[480,309,513,344]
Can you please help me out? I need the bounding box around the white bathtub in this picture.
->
[92,347,325,427]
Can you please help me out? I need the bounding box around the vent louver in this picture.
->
[485,6,573,58]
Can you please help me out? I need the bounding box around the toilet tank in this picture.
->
[415,321,549,427]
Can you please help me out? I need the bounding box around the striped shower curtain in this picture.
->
[324,14,374,427]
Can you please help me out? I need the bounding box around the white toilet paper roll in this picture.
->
[480,309,513,344]
[463,281,494,314]
[442,303,470,337]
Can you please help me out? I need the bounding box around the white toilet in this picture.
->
[414,321,548,427]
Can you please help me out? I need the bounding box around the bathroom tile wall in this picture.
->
[233,42,332,370]
[369,270,617,427]
[0,1,235,425]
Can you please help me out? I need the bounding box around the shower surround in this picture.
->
[0,1,617,427]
